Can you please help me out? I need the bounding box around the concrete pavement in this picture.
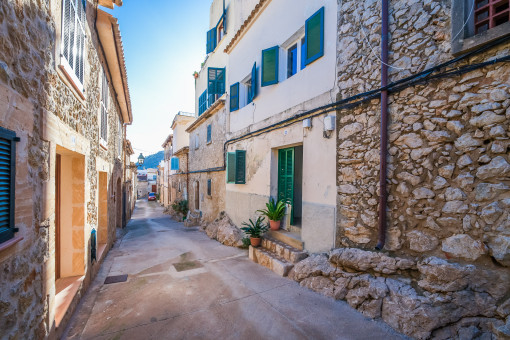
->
[63,200,406,340]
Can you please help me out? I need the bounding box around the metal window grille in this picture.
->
[474,0,510,34]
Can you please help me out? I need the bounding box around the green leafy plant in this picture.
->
[241,237,251,249]
[240,217,268,238]
[257,198,287,221]
[171,199,189,217]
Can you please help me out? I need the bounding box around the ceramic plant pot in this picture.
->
[269,220,281,231]
[250,237,261,247]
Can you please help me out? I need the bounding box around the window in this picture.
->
[0,127,19,244]
[152,175,157,180]
[262,46,279,86]
[217,18,225,44]
[242,75,252,105]
[171,157,179,171]
[474,0,509,34]
[207,179,212,196]
[195,135,199,150]
[208,68,225,106]
[207,11,227,53]
[61,0,87,91]
[452,0,510,54]
[207,125,212,143]
[287,44,298,78]
[199,90,207,116]
[304,7,325,66]
[230,82,239,111]
[100,70,108,145]
[226,150,246,184]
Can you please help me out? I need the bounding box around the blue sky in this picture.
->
[103,1,211,158]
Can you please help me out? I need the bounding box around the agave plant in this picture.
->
[240,216,268,238]
[257,198,287,221]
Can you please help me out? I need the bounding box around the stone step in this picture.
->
[267,229,304,250]
[249,246,294,277]
[261,237,308,264]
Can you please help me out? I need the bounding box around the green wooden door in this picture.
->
[278,148,294,224]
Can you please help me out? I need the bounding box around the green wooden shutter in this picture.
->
[278,148,294,224]
[0,127,18,244]
[226,152,236,183]
[208,68,225,98]
[206,27,217,53]
[305,7,325,65]
[235,150,246,184]
[230,83,239,111]
[251,62,258,100]
[199,90,207,115]
[261,46,279,86]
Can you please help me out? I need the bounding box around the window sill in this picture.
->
[452,22,510,56]
[58,63,85,101]
[0,235,24,253]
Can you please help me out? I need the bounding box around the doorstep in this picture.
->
[55,275,84,328]
[266,229,303,250]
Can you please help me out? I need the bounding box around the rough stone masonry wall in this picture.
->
[287,0,510,339]
[0,0,124,338]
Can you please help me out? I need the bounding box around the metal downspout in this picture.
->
[376,0,389,251]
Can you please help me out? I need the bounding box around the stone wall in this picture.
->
[0,0,126,338]
[305,0,510,337]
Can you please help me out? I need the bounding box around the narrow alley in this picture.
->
[62,200,404,340]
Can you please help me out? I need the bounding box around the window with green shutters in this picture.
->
[207,124,212,143]
[250,62,258,100]
[304,7,325,65]
[261,46,279,86]
[170,157,179,171]
[226,150,246,184]
[208,68,225,106]
[199,90,207,116]
[206,27,217,53]
[230,82,239,111]
[0,127,19,244]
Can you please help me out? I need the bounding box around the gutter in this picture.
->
[376,0,389,251]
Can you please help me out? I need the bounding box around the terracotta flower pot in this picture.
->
[250,237,261,247]
[269,220,281,231]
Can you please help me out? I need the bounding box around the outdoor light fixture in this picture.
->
[137,153,145,166]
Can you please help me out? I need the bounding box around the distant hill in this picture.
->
[138,151,164,170]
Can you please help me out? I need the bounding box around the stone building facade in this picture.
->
[0,0,133,338]
[161,134,173,208]
[290,0,510,338]
[187,98,227,224]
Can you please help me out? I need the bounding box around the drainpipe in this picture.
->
[376,0,389,251]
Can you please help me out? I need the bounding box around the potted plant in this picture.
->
[241,216,268,247]
[257,198,287,231]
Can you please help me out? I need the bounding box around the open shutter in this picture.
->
[261,46,279,86]
[304,7,325,65]
[251,62,258,100]
[226,152,236,183]
[207,125,212,143]
[199,90,207,115]
[278,148,294,224]
[0,127,18,244]
[208,68,225,106]
[235,150,246,184]
[206,27,217,53]
[230,83,239,111]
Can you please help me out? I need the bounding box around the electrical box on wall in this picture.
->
[303,118,311,129]
[324,115,335,131]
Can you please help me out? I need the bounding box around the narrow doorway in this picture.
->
[116,178,122,229]
[194,181,200,210]
[278,146,303,226]
[98,172,108,253]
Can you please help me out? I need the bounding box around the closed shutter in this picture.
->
[304,7,325,65]
[206,27,217,53]
[278,148,294,224]
[171,157,179,170]
[207,125,212,143]
[230,83,239,111]
[251,62,258,100]
[0,127,18,244]
[226,152,236,183]
[235,150,246,184]
[261,46,279,86]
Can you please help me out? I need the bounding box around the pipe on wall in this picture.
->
[376,0,389,251]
